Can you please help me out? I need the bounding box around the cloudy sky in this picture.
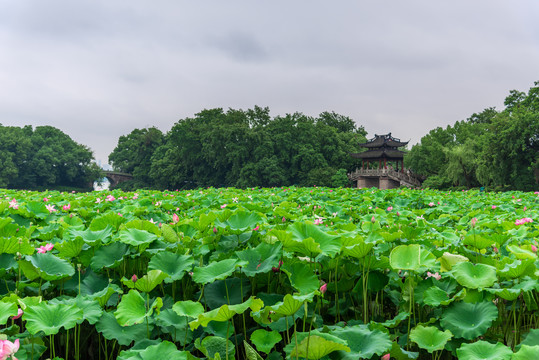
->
[1,1,538,166]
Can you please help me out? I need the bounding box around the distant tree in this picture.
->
[0,125,101,189]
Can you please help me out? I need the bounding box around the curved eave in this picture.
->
[350,149,406,159]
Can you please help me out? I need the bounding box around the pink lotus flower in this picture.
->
[213,227,217,234]
[37,246,47,254]
[131,274,138,282]
[0,338,20,360]
[314,218,323,225]
[381,354,390,360]
[425,271,441,281]
[44,243,54,252]
[12,308,23,320]
[172,213,179,224]
[43,197,49,202]
[387,206,393,211]
[515,218,533,226]
[428,202,435,207]
[45,204,57,213]
[221,204,227,209]
[253,225,260,231]
[8,199,18,210]
[532,245,537,253]
[106,195,115,202]
[491,205,497,209]
[282,217,286,222]
[492,245,498,253]
[62,204,71,211]
[320,283,327,294]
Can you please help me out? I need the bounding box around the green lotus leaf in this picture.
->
[55,236,85,259]
[452,262,497,289]
[203,278,251,309]
[49,295,103,325]
[215,210,264,232]
[520,328,539,348]
[341,236,374,259]
[512,345,539,360]
[115,290,162,326]
[0,301,18,325]
[172,300,205,318]
[286,222,341,258]
[192,258,246,284]
[281,262,319,294]
[118,228,158,246]
[123,219,161,235]
[26,252,75,281]
[148,252,194,283]
[463,233,493,249]
[456,341,512,360]
[134,270,168,293]
[507,245,537,260]
[160,223,180,243]
[96,311,150,346]
[390,244,421,270]
[498,258,536,279]
[409,325,452,353]
[90,241,129,272]
[23,302,83,335]
[189,296,263,330]
[250,329,282,354]
[256,292,315,324]
[244,341,264,360]
[389,340,419,360]
[485,287,521,301]
[68,225,114,245]
[25,201,49,219]
[89,212,126,231]
[378,311,410,328]
[236,242,282,277]
[286,332,350,360]
[330,325,392,359]
[195,336,235,360]
[439,252,469,272]
[0,236,34,255]
[441,301,498,340]
[423,286,451,306]
[155,309,192,345]
[117,340,188,360]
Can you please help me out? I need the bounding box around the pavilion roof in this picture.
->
[358,133,409,148]
[350,148,406,160]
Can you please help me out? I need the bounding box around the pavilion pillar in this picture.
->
[379,159,381,169]
[366,160,369,169]
[362,160,364,169]
[384,158,387,169]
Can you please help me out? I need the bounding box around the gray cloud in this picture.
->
[0,0,538,164]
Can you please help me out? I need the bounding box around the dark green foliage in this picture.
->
[111,106,367,189]
[0,125,102,190]
[407,82,539,191]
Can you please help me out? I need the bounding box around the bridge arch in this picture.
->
[103,171,133,188]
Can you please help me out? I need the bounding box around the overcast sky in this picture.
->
[1,1,538,166]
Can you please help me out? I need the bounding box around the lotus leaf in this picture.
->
[134,270,168,293]
[192,258,246,284]
[390,244,421,270]
[117,340,186,360]
[215,210,263,231]
[285,332,350,360]
[0,301,18,325]
[23,302,83,335]
[409,325,452,353]
[330,325,392,359]
[441,301,498,340]
[250,329,282,354]
[115,290,162,326]
[281,262,319,294]
[118,228,158,246]
[439,252,469,272]
[456,341,512,360]
[90,241,128,272]
[189,296,263,329]
[195,336,235,360]
[452,262,497,289]
[512,345,539,359]
[26,252,75,281]
[172,300,205,318]
[244,341,264,360]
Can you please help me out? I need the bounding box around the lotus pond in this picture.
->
[0,187,538,360]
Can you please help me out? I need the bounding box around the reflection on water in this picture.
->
[93,177,110,191]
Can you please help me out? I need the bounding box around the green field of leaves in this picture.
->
[0,187,538,360]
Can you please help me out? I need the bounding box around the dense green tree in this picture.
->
[0,125,101,190]
[407,81,539,191]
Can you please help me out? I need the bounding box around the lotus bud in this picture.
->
[12,308,23,320]
[320,283,327,294]
[213,227,217,234]
[471,217,477,228]
[131,274,138,282]
[532,245,537,253]
[253,225,260,231]
[371,216,375,223]
[381,354,390,360]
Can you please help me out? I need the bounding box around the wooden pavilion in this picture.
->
[348,133,420,189]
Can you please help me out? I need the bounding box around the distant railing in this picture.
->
[348,168,421,187]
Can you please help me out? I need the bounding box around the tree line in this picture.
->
[0,125,102,190]
[405,81,539,191]
[108,107,367,189]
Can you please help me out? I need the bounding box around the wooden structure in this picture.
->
[348,133,420,189]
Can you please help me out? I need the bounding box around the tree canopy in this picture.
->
[406,82,539,191]
[0,125,102,190]
[109,106,367,189]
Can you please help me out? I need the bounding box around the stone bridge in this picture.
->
[348,168,421,189]
[103,171,133,188]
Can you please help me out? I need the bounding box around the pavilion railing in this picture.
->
[348,168,421,187]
